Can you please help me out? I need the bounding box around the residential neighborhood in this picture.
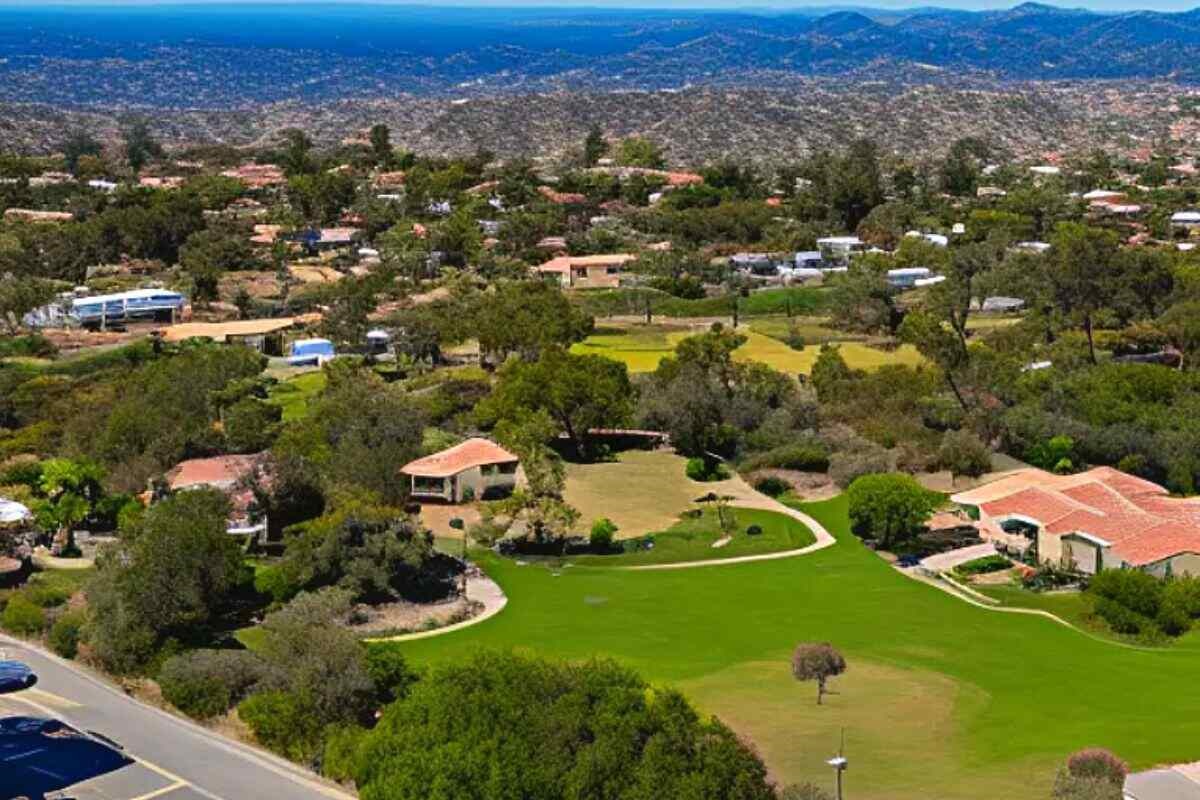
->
[8,4,1200,800]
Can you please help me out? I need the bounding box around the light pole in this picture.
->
[826,728,848,800]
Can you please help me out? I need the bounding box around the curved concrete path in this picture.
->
[368,573,507,643]
[900,566,1162,652]
[620,494,836,571]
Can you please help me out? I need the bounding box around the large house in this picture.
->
[401,438,519,503]
[535,254,636,289]
[162,454,271,536]
[952,467,1200,577]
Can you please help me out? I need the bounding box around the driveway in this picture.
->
[918,542,1000,573]
[0,635,354,800]
[1126,766,1200,800]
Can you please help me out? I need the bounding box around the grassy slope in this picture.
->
[564,449,718,534]
[387,495,1200,799]
[564,507,816,567]
[266,370,327,421]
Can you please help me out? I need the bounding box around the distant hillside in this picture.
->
[6,3,1200,109]
[0,80,1186,165]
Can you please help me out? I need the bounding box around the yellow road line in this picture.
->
[128,780,188,800]
[22,687,83,709]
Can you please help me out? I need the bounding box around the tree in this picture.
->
[61,129,103,176]
[369,123,393,167]
[1048,223,1120,365]
[123,118,164,174]
[179,226,259,303]
[473,281,593,363]
[937,430,992,483]
[279,128,315,175]
[791,642,846,705]
[939,136,989,196]
[583,125,608,166]
[479,347,633,458]
[276,494,438,603]
[845,473,939,549]
[273,363,425,505]
[86,489,245,672]
[350,650,776,800]
[615,136,666,169]
[829,138,884,230]
[0,274,57,335]
[235,588,378,762]
[32,458,106,552]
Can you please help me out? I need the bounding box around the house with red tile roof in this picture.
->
[401,438,519,503]
[535,254,636,289]
[951,467,1200,577]
[162,454,271,536]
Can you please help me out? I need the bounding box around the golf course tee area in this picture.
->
[385,496,1200,799]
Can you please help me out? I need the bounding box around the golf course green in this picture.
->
[386,496,1200,799]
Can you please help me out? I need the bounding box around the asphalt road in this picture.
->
[0,634,355,800]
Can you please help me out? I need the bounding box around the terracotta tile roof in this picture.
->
[165,454,267,491]
[980,487,1082,526]
[957,466,1200,567]
[538,185,587,205]
[401,438,517,479]
[1114,521,1200,566]
[536,254,636,274]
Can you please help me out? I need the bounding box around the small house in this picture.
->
[401,438,520,503]
[536,254,636,289]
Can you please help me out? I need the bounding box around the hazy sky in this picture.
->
[4,0,1195,14]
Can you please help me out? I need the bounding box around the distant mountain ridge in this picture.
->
[4,3,1200,108]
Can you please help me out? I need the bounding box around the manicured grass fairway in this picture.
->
[387,496,1200,799]
[572,325,924,375]
[565,507,816,567]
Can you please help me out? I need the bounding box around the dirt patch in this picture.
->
[348,596,481,636]
[420,503,482,539]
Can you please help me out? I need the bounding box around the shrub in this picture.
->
[48,609,87,659]
[589,517,618,551]
[159,649,269,719]
[685,457,727,482]
[322,724,368,782]
[746,524,763,536]
[238,690,326,762]
[954,554,1011,576]
[467,519,506,547]
[1,594,46,635]
[1065,748,1127,787]
[828,446,894,489]
[23,578,71,608]
[253,564,301,605]
[741,443,829,473]
[365,646,418,704]
[1087,569,1162,620]
[753,476,791,497]
[937,430,992,480]
[1091,596,1150,635]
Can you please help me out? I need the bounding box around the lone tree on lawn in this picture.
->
[792,642,846,705]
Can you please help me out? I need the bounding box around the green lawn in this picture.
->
[382,495,1200,799]
[562,507,816,567]
[266,370,327,421]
